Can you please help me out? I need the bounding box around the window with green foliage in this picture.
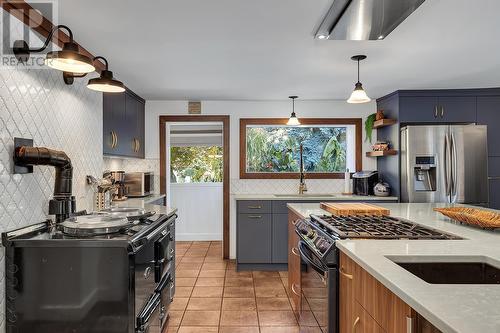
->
[170,146,223,183]
[241,119,361,179]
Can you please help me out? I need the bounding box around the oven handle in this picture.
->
[131,214,177,247]
[298,241,328,276]
[136,292,161,330]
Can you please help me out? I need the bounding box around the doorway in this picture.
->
[160,115,230,259]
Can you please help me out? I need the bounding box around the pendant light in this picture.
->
[287,96,301,126]
[13,25,95,74]
[347,55,371,104]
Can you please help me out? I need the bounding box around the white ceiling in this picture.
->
[57,0,500,100]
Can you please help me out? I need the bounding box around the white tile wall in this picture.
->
[230,178,344,194]
[0,9,103,331]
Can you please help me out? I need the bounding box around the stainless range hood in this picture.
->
[315,0,426,40]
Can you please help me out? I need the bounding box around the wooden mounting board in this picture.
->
[320,202,390,216]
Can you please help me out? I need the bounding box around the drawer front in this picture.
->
[353,301,385,333]
[237,200,271,214]
[237,213,272,263]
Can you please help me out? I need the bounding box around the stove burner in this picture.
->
[310,214,458,240]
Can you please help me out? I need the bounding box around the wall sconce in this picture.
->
[64,56,125,93]
[13,24,95,74]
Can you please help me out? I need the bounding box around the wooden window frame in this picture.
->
[239,118,362,179]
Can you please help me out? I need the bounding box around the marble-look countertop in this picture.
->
[233,193,399,201]
[287,202,500,333]
[112,194,177,217]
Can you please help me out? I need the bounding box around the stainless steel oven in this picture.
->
[125,172,154,197]
[298,241,338,333]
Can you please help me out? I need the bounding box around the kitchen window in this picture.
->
[240,118,362,179]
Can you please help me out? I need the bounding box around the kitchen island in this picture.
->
[288,202,500,333]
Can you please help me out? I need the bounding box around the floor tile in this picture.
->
[259,327,299,333]
[254,278,284,288]
[177,262,203,270]
[225,270,252,278]
[176,278,197,287]
[195,277,225,287]
[179,256,205,263]
[258,310,297,326]
[225,277,253,287]
[253,271,280,278]
[177,327,218,333]
[202,262,227,270]
[220,310,258,326]
[187,297,222,311]
[296,311,319,327]
[170,297,189,311]
[167,310,185,327]
[219,327,259,333]
[181,311,220,326]
[191,286,224,298]
[222,298,257,311]
[254,286,287,298]
[174,286,194,298]
[199,269,226,278]
[256,297,292,311]
[223,286,255,298]
[176,270,200,278]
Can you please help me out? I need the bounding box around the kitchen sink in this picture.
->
[273,194,336,198]
[390,257,500,284]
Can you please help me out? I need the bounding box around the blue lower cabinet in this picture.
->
[272,214,289,263]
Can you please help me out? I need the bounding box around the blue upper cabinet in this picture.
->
[103,89,145,158]
[477,96,500,157]
[399,94,476,123]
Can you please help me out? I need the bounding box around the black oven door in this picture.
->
[298,241,338,333]
[136,292,161,333]
[154,228,174,282]
[155,270,174,330]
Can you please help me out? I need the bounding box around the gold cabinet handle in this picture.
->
[291,247,300,257]
[136,138,140,152]
[292,219,299,226]
[339,266,353,280]
[440,106,445,118]
[353,316,360,331]
[113,131,118,148]
[406,316,414,333]
[133,138,138,152]
[291,283,300,296]
[111,131,117,148]
[248,215,262,219]
[247,205,262,209]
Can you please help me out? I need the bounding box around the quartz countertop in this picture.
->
[233,193,399,201]
[287,202,500,333]
[111,194,176,217]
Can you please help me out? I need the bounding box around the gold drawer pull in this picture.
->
[353,316,360,331]
[248,205,262,209]
[292,219,299,226]
[248,215,262,219]
[291,247,300,257]
[340,266,353,280]
[291,283,300,296]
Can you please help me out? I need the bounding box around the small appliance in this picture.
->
[352,171,378,196]
[125,172,154,197]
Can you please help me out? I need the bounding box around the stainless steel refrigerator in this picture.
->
[401,125,488,204]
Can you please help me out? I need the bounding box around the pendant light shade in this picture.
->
[86,56,125,93]
[347,55,371,104]
[287,96,301,126]
[14,25,95,74]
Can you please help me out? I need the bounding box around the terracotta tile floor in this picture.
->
[166,241,323,333]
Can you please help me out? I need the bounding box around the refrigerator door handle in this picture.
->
[444,132,451,202]
[451,131,458,202]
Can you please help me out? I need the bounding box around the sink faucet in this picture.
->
[298,144,307,194]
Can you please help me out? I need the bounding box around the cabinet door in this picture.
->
[477,96,500,156]
[489,180,500,209]
[111,92,127,155]
[272,213,288,263]
[237,214,272,263]
[353,302,385,333]
[288,210,301,312]
[102,93,115,155]
[340,253,356,333]
[438,96,476,123]
[136,98,145,158]
[399,96,439,123]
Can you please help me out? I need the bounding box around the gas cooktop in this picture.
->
[310,214,460,240]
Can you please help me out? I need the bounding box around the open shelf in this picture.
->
[366,150,398,157]
[373,118,397,128]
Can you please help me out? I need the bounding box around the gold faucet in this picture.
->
[298,144,307,194]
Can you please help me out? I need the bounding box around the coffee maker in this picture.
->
[106,171,127,201]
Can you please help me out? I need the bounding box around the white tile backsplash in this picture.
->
[230,178,344,194]
[0,9,103,332]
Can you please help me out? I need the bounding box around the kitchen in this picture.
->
[1,0,500,333]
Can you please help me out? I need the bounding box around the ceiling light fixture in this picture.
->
[62,56,125,93]
[287,96,301,126]
[347,55,371,104]
[13,25,95,74]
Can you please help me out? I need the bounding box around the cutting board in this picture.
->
[320,202,390,216]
